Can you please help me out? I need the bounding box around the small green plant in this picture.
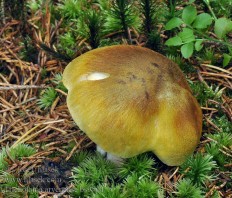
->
[57,0,105,51]
[71,152,159,197]
[38,87,58,109]
[0,144,36,171]
[123,173,162,198]
[205,131,232,168]
[164,1,232,65]
[140,0,157,35]
[198,47,216,64]
[208,132,232,147]
[180,153,217,186]
[212,115,232,133]
[72,153,116,185]
[52,73,68,93]
[76,9,104,49]
[58,0,89,19]
[70,150,92,164]
[10,144,36,160]
[71,180,94,197]
[205,142,228,169]
[93,184,124,198]
[0,171,18,188]
[52,73,63,85]
[174,178,204,198]
[0,145,38,197]
[139,0,166,51]
[26,0,43,13]
[119,154,156,179]
[71,154,117,197]
[58,1,104,51]
[189,81,223,106]
[104,0,140,40]
[204,85,223,101]
[58,32,77,58]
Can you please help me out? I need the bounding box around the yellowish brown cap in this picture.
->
[63,45,202,166]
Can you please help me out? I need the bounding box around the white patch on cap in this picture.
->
[78,72,110,82]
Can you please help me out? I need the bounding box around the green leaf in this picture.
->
[165,36,182,46]
[165,17,183,30]
[193,13,212,29]
[223,53,231,67]
[181,42,194,58]
[178,28,195,43]
[195,40,204,51]
[214,18,232,39]
[189,0,196,3]
[182,5,197,25]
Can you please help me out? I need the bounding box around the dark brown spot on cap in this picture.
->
[146,67,155,74]
[151,62,160,68]
[117,80,126,84]
[145,91,149,100]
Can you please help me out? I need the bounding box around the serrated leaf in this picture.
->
[182,5,197,25]
[181,42,194,58]
[165,17,183,30]
[214,18,232,39]
[165,36,182,46]
[178,28,195,43]
[223,53,231,67]
[193,13,212,29]
[195,40,204,51]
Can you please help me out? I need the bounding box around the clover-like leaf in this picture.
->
[182,5,197,25]
[165,17,183,30]
[195,40,204,51]
[181,42,194,58]
[193,13,212,29]
[165,36,182,46]
[178,28,195,43]
[214,18,232,39]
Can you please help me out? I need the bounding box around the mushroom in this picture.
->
[63,45,202,166]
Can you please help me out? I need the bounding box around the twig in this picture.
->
[201,64,232,75]
[200,72,232,79]
[65,137,86,161]
[0,85,47,90]
[11,124,42,148]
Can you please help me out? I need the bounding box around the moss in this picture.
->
[174,179,204,198]
[71,152,161,197]
[180,153,217,186]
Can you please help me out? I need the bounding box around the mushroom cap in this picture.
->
[63,45,202,166]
